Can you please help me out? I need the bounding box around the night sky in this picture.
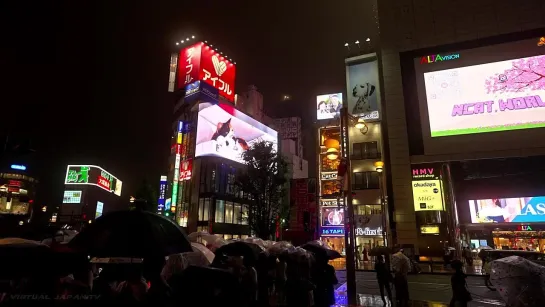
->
[2,1,377,205]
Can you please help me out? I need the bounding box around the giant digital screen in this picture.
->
[65,165,123,196]
[316,93,343,120]
[321,207,344,226]
[469,196,545,223]
[63,190,82,204]
[423,54,545,137]
[195,103,278,164]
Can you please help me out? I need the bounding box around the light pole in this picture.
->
[338,107,357,306]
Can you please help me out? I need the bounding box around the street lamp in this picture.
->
[374,161,384,173]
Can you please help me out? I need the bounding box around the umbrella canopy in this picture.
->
[215,241,264,266]
[69,210,192,258]
[300,243,342,260]
[0,238,53,278]
[268,241,293,255]
[188,232,222,245]
[191,242,215,263]
[369,246,393,256]
[490,256,545,307]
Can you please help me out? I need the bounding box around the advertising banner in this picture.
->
[316,93,343,120]
[179,159,192,181]
[195,103,278,164]
[199,45,236,102]
[424,54,545,137]
[411,164,445,211]
[95,201,104,218]
[168,53,178,92]
[321,207,344,226]
[469,196,545,223]
[63,190,82,204]
[65,165,122,196]
[354,215,383,236]
[157,176,167,212]
[320,227,344,236]
[176,43,202,89]
[346,55,381,120]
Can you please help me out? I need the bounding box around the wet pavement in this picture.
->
[334,271,505,307]
[333,261,485,275]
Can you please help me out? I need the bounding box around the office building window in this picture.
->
[215,200,225,223]
[225,202,234,224]
[233,203,242,224]
[352,172,380,190]
[198,198,211,221]
[241,205,249,225]
[352,142,380,160]
[355,204,382,215]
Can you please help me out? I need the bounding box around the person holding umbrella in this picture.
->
[375,255,393,305]
[391,245,410,307]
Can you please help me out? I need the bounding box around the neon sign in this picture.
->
[420,53,460,64]
[320,227,345,236]
[65,165,122,196]
[10,164,26,171]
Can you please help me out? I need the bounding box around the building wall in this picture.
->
[377,0,545,249]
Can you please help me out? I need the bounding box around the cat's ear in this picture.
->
[217,122,223,130]
[226,118,232,124]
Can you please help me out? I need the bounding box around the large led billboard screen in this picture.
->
[63,190,82,204]
[316,93,342,120]
[195,103,278,164]
[424,54,545,137]
[176,42,236,102]
[469,196,545,223]
[346,54,381,120]
[65,165,122,196]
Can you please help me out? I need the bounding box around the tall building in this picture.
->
[164,40,279,240]
[57,165,123,228]
[375,0,545,256]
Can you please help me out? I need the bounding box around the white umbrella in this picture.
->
[187,232,221,245]
[191,242,215,263]
[490,256,545,307]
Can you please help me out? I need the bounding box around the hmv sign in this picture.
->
[411,164,441,181]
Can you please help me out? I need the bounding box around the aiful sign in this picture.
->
[176,42,236,102]
[420,53,460,64]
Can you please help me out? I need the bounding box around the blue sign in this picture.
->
[157,176,167,212]
[183,80,219,105]
[320,227,345,236]
[11,164,26,171]
[512,197,545,223]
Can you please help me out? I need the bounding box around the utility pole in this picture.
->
[339,107,357,305]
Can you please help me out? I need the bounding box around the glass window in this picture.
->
[203,198,210,221]
[225,202,234,224]
[242,205,249,225]
[352,142,380,160]
[215,200,225,223]
[241,235,249,240]
[224,234,233,240]
[233,203,242,225]
[232,234,240,239]
[353,172,380,190]
[355,204,382,215]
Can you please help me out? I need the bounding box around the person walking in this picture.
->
[375,255,393,305]
[391,246,410,307]
[449,260,472,307]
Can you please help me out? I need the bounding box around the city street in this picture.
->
[335,270,505,306]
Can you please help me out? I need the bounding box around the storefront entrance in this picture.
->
[492,230,545,252]
[321,236,345,269]
[355,236,384,269]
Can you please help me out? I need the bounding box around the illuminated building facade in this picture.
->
[57,165,123,228]
[165,39,279,239]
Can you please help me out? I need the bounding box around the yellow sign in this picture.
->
[420,225,440,234]
[412,180,445,211]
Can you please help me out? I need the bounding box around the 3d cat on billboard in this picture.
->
[424,54,545,137]
[195,103,278,164]
[176,42,236,102]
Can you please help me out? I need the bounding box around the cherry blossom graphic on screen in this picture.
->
[485,55,545,94]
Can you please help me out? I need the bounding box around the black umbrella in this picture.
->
[0,239,54,278]
[215,241,264,266]
[301,243,342,260]
[69,210,192,258]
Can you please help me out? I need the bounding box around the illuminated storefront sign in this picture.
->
[321,172,338,180]
[179,159,192,181]
[96,201,104,218]
[420,225,440,234]
[420,53,460,64]
[157,175,167,213]
[10,164,26,171]
[411,164,444,211]
[517,225,533,231]
[320,227,345,236]
[355,226,382,236]
[65,165,123,196]
[63,190,82,204]
[320,199,344,207]
[171,121,184,213]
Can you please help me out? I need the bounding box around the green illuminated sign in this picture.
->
[66,166,90,183]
